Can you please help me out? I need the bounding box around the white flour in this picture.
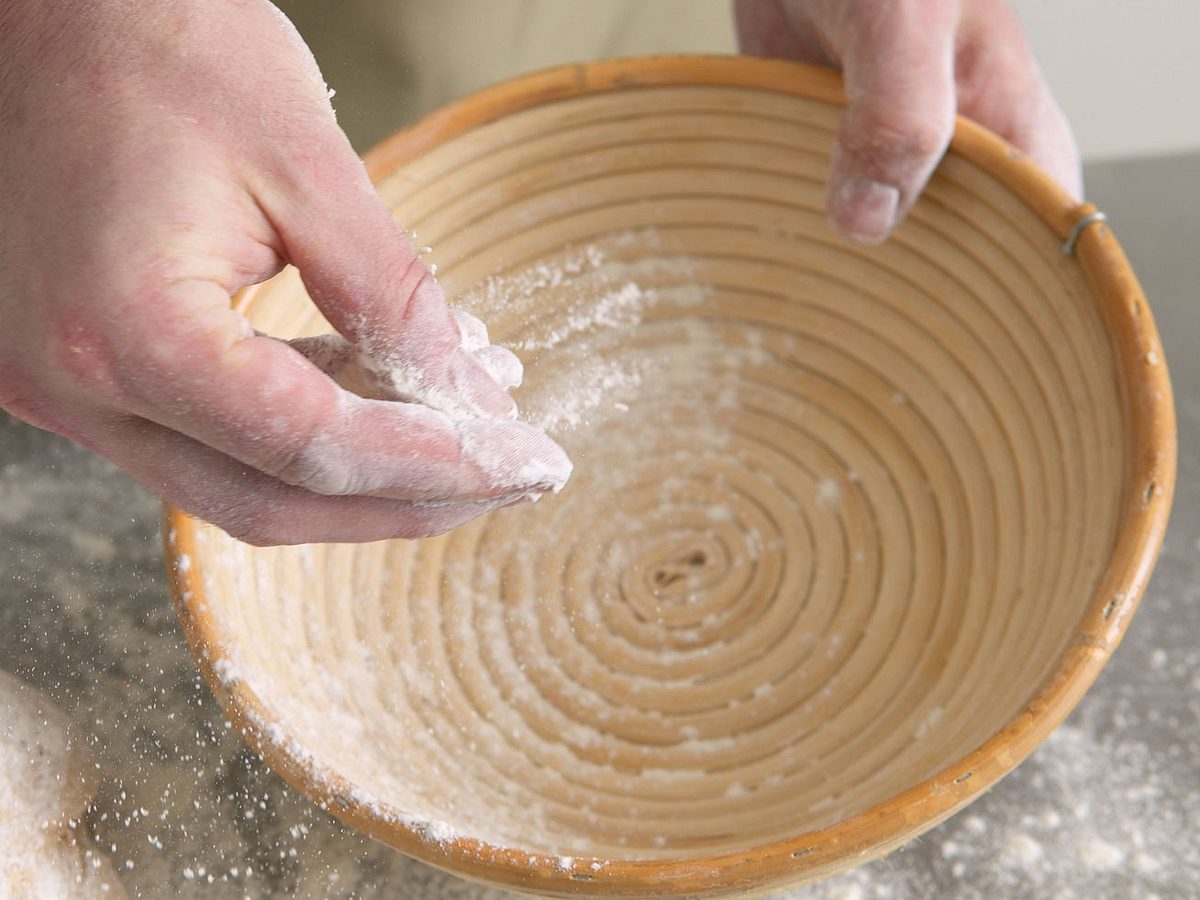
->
[0,671,125,898]
[289,302,572,501]
[456,232,711,436]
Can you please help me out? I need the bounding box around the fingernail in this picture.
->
[474,345,524,391]
[447,350,519,420]
[452,309,490,353]
[457,418,573,499]
[832,177,900,245]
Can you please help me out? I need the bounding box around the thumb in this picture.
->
[822,0,960,244]
[259,130,517,420]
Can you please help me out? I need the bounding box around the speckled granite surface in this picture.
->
[1,154,1197,898]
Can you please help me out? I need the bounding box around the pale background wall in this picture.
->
[282,0,1200,162]
[1010,0,1200,160]
[279,0,736,151]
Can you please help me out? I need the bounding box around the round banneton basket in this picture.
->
[165,57,1175,897]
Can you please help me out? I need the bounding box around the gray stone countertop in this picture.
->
[1,153,1197,899]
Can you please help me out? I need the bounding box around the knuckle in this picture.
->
[233,366,359,497]
[388,255,440,322]
[230,523,285,548]
[215,502,291,547]
[902,119,952,161]
[265,124,360,208]
[391,516,444,541]
[46,315,121,394]
[45,278,211,405]
[842,112,951,170]
[380,260,460,359]
[277,131,341,189]
[260,427,356,497]
[407,504,478,539]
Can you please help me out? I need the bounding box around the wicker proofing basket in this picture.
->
[164,57,1175,897]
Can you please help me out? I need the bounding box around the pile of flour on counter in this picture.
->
[0,670,125,898]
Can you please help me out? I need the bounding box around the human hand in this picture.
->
[0,0,570,545]
[734,0,1082,244]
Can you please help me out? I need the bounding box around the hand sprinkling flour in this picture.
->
[0,0,1076,543]
[290,307,571,507]
[0,0,570,545]
[291,310,525,420]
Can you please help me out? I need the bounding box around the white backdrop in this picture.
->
[284,0,1200,162]
[1012,0,1200,160]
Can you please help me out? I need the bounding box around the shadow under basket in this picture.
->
[165,57,1175,897]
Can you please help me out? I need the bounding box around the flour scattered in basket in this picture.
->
[454,232,714,435]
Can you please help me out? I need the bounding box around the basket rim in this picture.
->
[163,54,1176,897]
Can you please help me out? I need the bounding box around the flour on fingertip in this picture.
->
[457,418,573,500]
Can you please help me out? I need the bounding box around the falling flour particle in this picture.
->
[1003,833,1044,867]
[637,768,702,785]
[1076,837,1126,871]
[962,815,988,836]
[706,505,733,523]
[1132,852,1163,875]
[913,706,944,740]
[523,358,644,434]
[714,387,739,410]
[461,243,714,437]
[815,478,841,506]
[514,281,648,352]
